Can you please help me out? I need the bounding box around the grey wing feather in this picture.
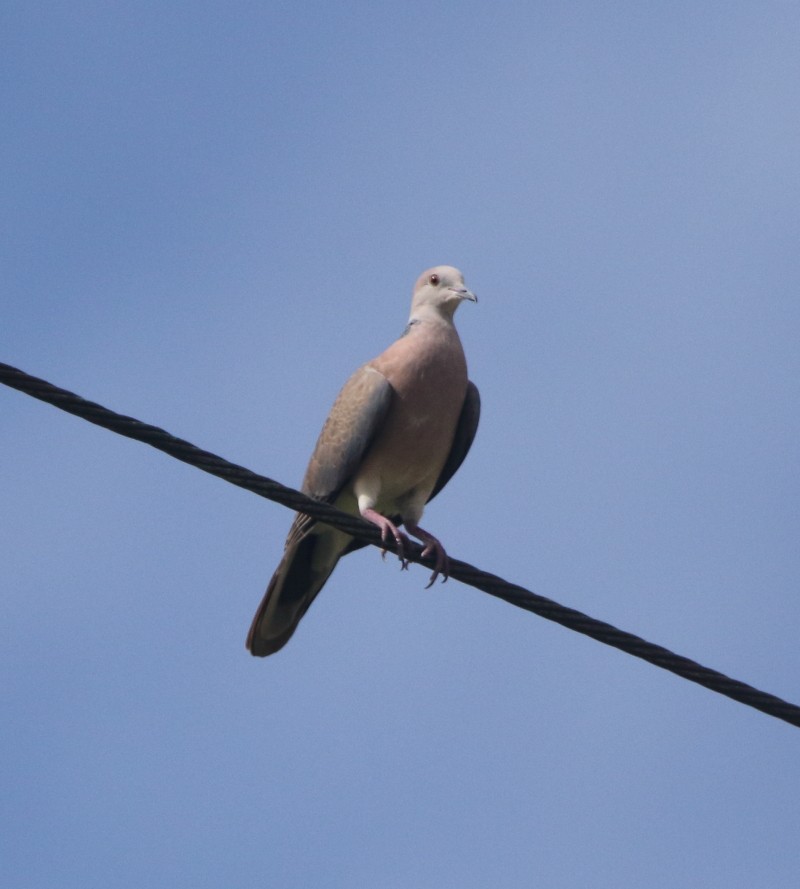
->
[301,365,394,500]
[427,380,480,503]
[247,365,394,656]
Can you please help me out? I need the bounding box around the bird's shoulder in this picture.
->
[301,364,394,500]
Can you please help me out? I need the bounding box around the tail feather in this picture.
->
[246,530,343,656]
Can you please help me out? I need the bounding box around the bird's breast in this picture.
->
[351,325,468,511]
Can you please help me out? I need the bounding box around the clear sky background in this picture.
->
[2,3,799,887]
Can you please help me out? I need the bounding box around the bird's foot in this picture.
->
[404,521,450,588]
[362,508,410,570]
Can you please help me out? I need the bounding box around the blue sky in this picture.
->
[2,2,799,886]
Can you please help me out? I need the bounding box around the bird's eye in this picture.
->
[429,274,440,285]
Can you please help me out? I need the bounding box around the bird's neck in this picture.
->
[407,305,457,328]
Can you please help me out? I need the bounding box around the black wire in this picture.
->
[2,360,798,729]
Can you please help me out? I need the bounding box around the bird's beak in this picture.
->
[449,287,478,303]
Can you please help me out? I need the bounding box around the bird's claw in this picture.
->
[377,522,409,570]
[422,543,450,589]
[367,510,448,581]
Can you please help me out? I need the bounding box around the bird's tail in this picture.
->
[246,529,343,656]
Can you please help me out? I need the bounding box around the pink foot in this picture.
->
[404,521,450,588]
[361,508,411,570]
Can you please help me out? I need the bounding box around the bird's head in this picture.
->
[410,266,478,320]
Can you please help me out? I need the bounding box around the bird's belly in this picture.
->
[351,375,466,514]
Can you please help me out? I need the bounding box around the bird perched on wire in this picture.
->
[247,265,480,656]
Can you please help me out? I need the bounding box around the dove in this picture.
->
[247,265,479,656]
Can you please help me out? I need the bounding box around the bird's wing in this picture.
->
[282,364,394,546]
[247,365,393,656]
[303,364,394,500]
[427,381,480,503]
